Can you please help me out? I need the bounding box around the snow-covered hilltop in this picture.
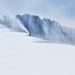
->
[0,14,75,45]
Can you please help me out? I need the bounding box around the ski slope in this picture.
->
[0,24,75,75]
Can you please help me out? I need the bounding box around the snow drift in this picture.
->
[0,14,75,45]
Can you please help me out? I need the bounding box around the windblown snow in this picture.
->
[0,14,75,45]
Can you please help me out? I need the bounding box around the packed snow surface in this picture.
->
[0,24,75,75]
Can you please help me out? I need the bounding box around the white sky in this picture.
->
[0,0,75,28]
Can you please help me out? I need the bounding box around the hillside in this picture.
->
[0,24,75,75]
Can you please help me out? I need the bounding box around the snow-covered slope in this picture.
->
[0,24,75,75]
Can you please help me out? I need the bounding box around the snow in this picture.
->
[0,24,75,75]
[1,14,75,45]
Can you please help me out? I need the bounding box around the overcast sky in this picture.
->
[0,0,75,28]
